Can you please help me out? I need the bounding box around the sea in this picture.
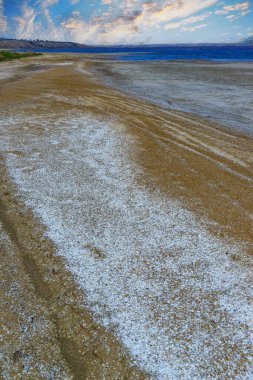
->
[18,44,253,61]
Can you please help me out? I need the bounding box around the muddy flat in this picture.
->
[90,59,253,136]
[0,55,253,379]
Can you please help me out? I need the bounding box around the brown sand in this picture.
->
[0,57,148,379]
[0,162,148,379]
[0,55,252,378]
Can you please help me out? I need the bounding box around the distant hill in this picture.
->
[0,38,87,50]
[1,37,253,50]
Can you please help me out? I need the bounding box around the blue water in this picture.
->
[18,44,253,61]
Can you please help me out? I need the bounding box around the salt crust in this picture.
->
[1,112,253,379]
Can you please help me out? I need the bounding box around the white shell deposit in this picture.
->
[1,111,253,379]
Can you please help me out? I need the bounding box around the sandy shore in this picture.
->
[90,59,253,136]
[0,160,146,380]
[0,55,253,379]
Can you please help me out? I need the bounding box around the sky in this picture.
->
[0,0,252,45]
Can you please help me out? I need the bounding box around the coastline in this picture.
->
[1,55,253,379]
[87,58,253,137]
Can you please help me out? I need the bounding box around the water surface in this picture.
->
[18,44,253,61]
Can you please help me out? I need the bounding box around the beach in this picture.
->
[91,59,253,136]
[0,54,253,379]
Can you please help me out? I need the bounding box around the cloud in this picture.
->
[142,2,156,11]
[4,0,247,45]
[165,13,211,29]
[72,10,80,16]
[57,0,219,44]
[0,0,7,32]
[222,1,249,12]
[1,1,220,44]
[145,0,218,25]
[182,23,207,32]
[40,0,59,7]
[215,1,250,15]
[226,14,237,21]
[14,0,64,41]
[15,3,37,39]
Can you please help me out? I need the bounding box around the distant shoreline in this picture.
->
[1,37,252,62]
[14,46,253,63]
[1,37,253,48]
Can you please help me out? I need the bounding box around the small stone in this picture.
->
[13,350,22,363]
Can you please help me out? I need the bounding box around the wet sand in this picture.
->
[90,59,253,136]
[0,55,253,379]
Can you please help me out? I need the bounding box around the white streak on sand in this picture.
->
[0,112,253,379]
